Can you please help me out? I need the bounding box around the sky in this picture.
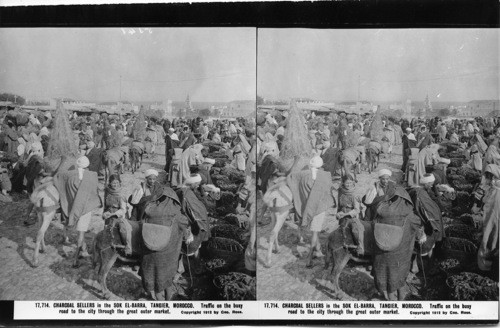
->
[258,29,499,103]
[0,28,256,103]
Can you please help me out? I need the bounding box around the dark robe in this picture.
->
[86,147,105,175]
[139,187,189,295]
[409,187,445,252]
[418,132,434,150]
[181,133,196,151]
[164,134,173,172]
[373,188,421,294]
[177,187,211,255]
[258,155,279,193]
[24,155,44,194]
[321,147,341,177]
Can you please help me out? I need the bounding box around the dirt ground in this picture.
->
[256,144,442,301]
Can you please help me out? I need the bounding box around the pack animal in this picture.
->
[102,147,126,183]
[365,141,381,174]
[30,176,71,267]
[338,147,361,182]
[129,142,144,174]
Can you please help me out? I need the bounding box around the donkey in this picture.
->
[102,147,126,184]
[338,147,361,182]
[30,157,72,267]
[261,177,296,268]
[129,140,145,174]
[30,176,65,267]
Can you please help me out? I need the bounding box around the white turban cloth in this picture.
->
[76,156,90,169]
[203,158,215,165]
[185,174,202,185]
[378,169,392,177]
[144,169,158,178]
[420,174,436,184]
[309,156,324,169]
[438,157,451,165]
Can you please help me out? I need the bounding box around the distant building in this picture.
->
[336,101,374,114]
[220,100,255,118]
[96,101,138,115]
[458,100,499,117]
[150,100,173,118]
[388,99,412,116]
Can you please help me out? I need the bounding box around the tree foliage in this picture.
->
[0,93,25,105]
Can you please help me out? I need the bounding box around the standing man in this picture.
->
[164,128,175,173]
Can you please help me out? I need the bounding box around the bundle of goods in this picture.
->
[212,178,240,194]
[452,191,474,215]
[444,224,479,245]
[440,142,463,153]
[221,213,250,228]
[5,109,29,126]
[216,190,238,207]
[446,151,466,159]
[219,166,246,184]
[438,258,465,276]
[203,141,225,153]
[279,101,312,172]
[451,181,475,193]
[447,173,466,184]
[210,150,231,168]
[44,105,79,172]
[210,224,246,246]
[448,158,467,168]
[456,166,482,184]
[452,214,477,227]
[446,272,498,301]
[205,237,244,265]
[213,272,256,300]
[441,237,478,263]
[204,258,231,275]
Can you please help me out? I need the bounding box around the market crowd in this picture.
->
[0,106,257,300]
[257,106,499,301]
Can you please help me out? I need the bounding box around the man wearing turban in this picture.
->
[408,173,445,260]
[363,169,397,221]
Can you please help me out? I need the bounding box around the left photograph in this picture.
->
[0,28,257,301]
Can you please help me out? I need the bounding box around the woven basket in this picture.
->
[446,272,499,301]
[204,258,232,275]
[213,272,256,300]
[441,237,478,263]
[205,237,244,265]
[445,224,479,245]
[210,224,245,245]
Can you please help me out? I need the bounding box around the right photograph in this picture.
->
[256,29,499,302]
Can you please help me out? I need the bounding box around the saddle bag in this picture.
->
[142,222,172,251]
[373,217,406,252]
